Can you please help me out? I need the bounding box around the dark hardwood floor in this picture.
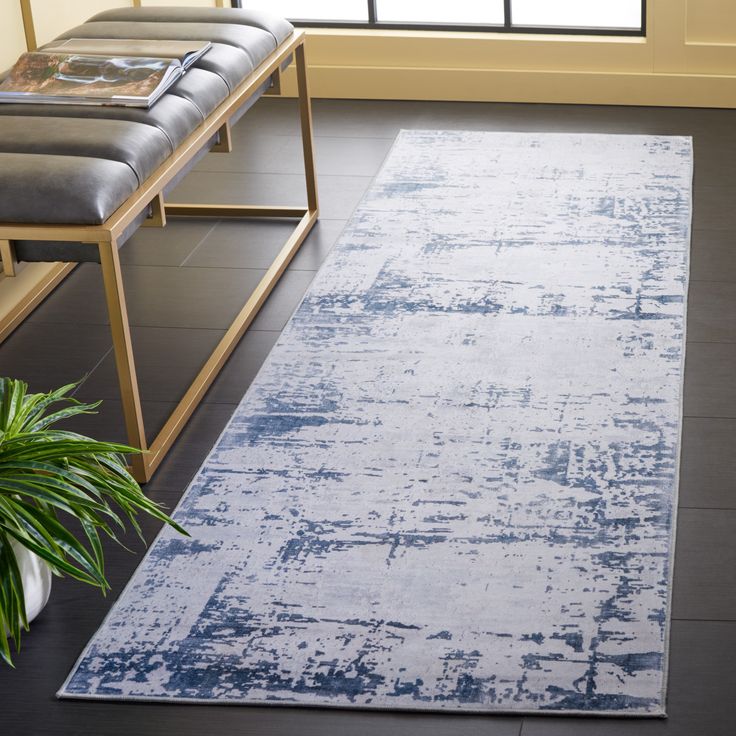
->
[0,98,734,736]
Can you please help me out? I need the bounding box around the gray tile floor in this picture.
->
[0,98,734,736]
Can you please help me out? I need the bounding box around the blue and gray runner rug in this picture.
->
[60,131,692,716]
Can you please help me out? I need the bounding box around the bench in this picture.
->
[0,7,318,482]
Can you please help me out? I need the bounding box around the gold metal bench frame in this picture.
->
[0,30,318,482]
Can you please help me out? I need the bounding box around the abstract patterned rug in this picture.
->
[59,131,692,716]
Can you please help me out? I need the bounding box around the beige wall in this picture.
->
[135,0,221,7]
[29,0,125,47]
[12,0,222,50]
[277,0,736,108]
[687,0,736,43]
[0,0,27,70]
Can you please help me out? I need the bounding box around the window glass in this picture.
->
[375,0,504,25]
[242,0,644,33]
[511,0,642,30]
[242,1,368,22]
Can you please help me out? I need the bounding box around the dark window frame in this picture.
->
[235,1,646,38]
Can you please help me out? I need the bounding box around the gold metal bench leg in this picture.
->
[98,239,149,482]
[19,0,37,52]
[1,240,17,277]
[211,122,233,153]
[141,192,167,228]
[296,41,319,214]
[265,67,281,96]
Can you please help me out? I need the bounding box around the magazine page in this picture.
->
[41,39,211,70]
[0,52,182,107]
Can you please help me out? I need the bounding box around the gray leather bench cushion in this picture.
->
[187,44,253,93]
[0,94,204,150]
[166,68,229,118]
[0,153,138,224]
[87,7,294,46]
[0,116,171,185]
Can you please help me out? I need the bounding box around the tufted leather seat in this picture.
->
[0,153,139,226]
[0,6,293,230]
[0,116,172,184]
[0,94,206,151]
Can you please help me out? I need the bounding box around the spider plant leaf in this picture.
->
[26,402,102,433]
[0,469,114,509]
[0,476,108,518]
[0,529,33,664]
[17,382,79,425]
[0,439,128,463]
[0,534,25,611]
[1,533,27,628]
[4,501,108,588]
[0,377,187,664]
[3,524,104,589]
[0,459,113,504]
[13,502,107,583]
[0,378,25,435]
[9,381,85,436]
[78,517,104,572]
[0,593,16,667]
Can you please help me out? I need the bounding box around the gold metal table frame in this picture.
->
[0,31,318,483]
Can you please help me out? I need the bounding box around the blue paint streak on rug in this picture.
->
[59,131,692,715]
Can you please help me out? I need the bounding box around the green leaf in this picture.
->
[0,531,27,665]
[0,377,187,664]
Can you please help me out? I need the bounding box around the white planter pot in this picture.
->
[10,540,52,624]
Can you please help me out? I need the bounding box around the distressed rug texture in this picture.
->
[59,131,692,716]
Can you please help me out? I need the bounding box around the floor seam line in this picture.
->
[71,346,115,397]
[178,220,222,267]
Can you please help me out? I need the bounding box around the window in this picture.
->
[511,1,643,31]
[242,1,367,22]
[375,1,505,26]
[240,1,646,36]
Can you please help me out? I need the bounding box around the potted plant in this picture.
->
[0,377,186,665]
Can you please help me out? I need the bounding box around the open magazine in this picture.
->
[41,39,211,71]
[0,40,211,108]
